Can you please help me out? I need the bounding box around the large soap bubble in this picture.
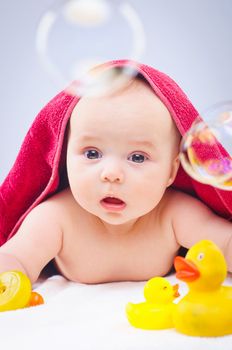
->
[36,0,146,96]
[179,101,232,190]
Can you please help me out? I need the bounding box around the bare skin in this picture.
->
[0,79,232,284]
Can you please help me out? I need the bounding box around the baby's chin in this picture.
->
[94,210,151,232]
[77,200,154,227]
[100,215,135,226]
[86,206,139,227]
[95,211,133,225]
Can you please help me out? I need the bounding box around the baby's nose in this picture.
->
[100,164,124,183]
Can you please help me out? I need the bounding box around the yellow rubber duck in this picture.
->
[125,277,180,330]
[0,271,31,312]
[0,270,44,312]
[173,239,232,337]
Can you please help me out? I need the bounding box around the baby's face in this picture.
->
[66,79,180,226]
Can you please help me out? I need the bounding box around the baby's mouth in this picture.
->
[100,197,126,211]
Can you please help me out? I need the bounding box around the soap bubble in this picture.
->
[35,0,146,96]
[179,101,232,190]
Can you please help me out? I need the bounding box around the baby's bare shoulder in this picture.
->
[16,188,75,243]
[34,188,74,218]
[164,188,203,212]
[37,188,87,237]
[165,188,232,259]
[160,188,210,230]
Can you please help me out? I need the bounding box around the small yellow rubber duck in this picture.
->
[0,271,31,312]
[125,277,180,330]
[0,271,44,312]
[173,239,232,337]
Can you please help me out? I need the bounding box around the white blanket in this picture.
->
[1,273,232,350]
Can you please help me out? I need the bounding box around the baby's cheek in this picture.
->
[72,174,94,202]
[136,181,165,208]
[73,188,98,215]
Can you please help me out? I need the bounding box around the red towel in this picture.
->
[1,60,231,246]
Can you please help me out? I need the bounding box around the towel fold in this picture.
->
[1,59,231,245]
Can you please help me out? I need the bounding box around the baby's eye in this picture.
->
[128,153,148,163]
[84,149,102,159]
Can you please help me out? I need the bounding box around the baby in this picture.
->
[0,62,232,284]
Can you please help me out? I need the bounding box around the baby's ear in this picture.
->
[167,155,180,187]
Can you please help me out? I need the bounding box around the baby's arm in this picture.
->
[170,190,232,271]
[0,201,63,283]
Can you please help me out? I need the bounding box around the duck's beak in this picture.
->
[174,256,200,282]
[172,283,180,298]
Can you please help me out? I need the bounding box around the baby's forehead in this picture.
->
[71,77,168,119]
[69,76,179,142]
[68,79,180,150]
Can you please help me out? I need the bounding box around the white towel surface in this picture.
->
[1,273,232,350]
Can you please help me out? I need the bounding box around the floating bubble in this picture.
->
[179,101,232,190]
[35,0,146,96]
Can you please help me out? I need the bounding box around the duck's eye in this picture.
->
[163,286,167,290]
[197,252,205,260]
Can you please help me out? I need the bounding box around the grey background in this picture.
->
[1,0,232,183]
